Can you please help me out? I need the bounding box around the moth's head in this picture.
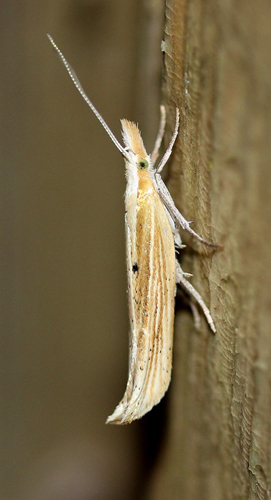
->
[121,119,151,169]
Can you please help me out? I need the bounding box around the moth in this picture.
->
[48,35,216,424]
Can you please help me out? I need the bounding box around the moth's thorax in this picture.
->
[137,170,155,199]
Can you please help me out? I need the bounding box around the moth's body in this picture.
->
[48,35,217,425]
[107,123,176,423]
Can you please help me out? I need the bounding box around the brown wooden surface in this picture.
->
[148,1,271,499]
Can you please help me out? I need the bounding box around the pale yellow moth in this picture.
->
[48,35,216,425]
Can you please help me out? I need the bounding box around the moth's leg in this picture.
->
[163,205,185,250]
[176,261,200,329]
[176,261,216,333]
[189,300,201,330]
[156,108,180,174]
[155,174,217,247]
[176,261,193,280]
[151,105,166,165]
[175,260,193,280]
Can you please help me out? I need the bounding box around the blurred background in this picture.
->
[0,1,166,498]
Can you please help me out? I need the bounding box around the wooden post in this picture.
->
[149,1,271,498]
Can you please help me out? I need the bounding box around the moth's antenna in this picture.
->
[47,34,129,159]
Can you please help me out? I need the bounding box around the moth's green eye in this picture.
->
[138,158,148,170]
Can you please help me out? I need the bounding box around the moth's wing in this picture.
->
[107,183,176,424]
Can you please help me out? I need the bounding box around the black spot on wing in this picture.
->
[132,262,139,273]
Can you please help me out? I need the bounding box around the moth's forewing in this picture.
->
[107,169,176,424]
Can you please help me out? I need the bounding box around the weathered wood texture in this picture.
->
[149,1,271,499]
